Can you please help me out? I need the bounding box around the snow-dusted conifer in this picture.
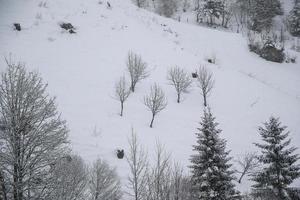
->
[190,108,237,200]
[288,2,300,37]
[252,117,300,199]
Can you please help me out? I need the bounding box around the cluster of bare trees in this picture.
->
[0,59,122,200]
[126,130,192,200]
[167,65,214,107]
[114,51,216,127]
[114,51,168,128]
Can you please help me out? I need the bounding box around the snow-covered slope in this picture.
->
[0,0,300,193]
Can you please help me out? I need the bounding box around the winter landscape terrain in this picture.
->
[0,0,300,199]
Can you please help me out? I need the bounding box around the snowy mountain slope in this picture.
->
[0,0,300,194]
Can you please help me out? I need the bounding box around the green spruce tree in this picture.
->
[252,117,300,199]
[190,108,237,200]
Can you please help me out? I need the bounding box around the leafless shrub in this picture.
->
[127,52,149,92]
[89,159,122,200]
[196,66,214,107]
[114,76,131,116]
[167,66,192,103]
[144,84,167,128]
[126,129,148,200]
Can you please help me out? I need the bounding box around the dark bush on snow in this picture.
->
[116,149,124,159]
[260,41,285,63]
[60,22,76,34]
[13,23,21,31]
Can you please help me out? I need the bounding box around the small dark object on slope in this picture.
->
[13,23,21,31]
[192,72,198,78]
[117,149,124,159]
[60,22,76,34]
[60,23,74,30]
[107,1,111,8]
[69,29,76,34]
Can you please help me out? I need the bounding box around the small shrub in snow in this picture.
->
[116,149,124,159]
[192,72,198,78]
[13,23,21,31]
[60,22,76,34]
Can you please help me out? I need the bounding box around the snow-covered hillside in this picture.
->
[0,0,300,194]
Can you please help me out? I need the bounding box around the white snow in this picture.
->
[0,0,300,195]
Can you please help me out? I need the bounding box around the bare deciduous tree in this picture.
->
[126,129,148,200]
[170,163,193,200]
[171,163,183,200]
[167,66,192,103]
[50,154,88,200]
[89,159,122,200]
[196,66,214,107]
[144,84,167,128]
[127,52,149,92]
[235,152,259,183]
[114,76,131,116]
[0,58,69,200]
[146,142,171,200]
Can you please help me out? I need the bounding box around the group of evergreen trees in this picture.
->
[190,108,300,199]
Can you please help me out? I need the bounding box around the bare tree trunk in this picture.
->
[177,93,180,103]
[131,83,135,93]
[203,94,207,107]
[120,102,124,117]
[150,114,155,128]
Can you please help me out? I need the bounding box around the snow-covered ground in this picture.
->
[0,0,300,195]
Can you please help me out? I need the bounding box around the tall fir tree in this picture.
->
[190,108,237,200]
[252,117,300,199]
